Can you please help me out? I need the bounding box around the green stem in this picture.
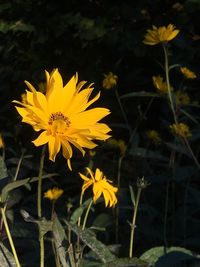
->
[37,146,46,267]
[82,200,93,231]
[0,207,21,267]
[163,44,178,124]
[129,187,142,258]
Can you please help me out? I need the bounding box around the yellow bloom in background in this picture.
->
[13,69,111,170]
[79,167,118,207]
[175,91,190,106]
[152,75,172,93]
[143,24,179,45]
[44,187,63,201]
[0,133,4,149]
[180,67,197,79]
[146,130,161,145]
[107,138,127,156]
[170,123,191,138]
[102,72,118,90]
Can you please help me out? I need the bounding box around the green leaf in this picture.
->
[102,257,148,267]
[0,242,17,267]
[120,92,159,99]
[0,156,8,180]
[165,142,189,156]
[64,221,116,263]
[0,173,58,203]
[38,218,52,237]
[52,217,70,267]
[140,246,194,266]
[129,147,168,161]
[70,198,92,224]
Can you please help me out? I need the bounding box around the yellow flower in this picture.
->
[13,69,111,170]
[102,72,118,90]
[170,123,191,138]
[152,75,172,93]
[143,24,179,45]
[175,91,190,106]
[79,167,118,207]
[44,187,63,201]
[146,130,161,145]
[0,133,4,149]
[107,138,127,156]
[180,67,197,79]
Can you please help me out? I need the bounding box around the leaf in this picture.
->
[52,217,70,267]
[140,246,194,266]
[102,257,148,267]
[64,221,116,263]
[0,173,58,203]
[0,242,17,267]
[120,92,159,99]
[38,218,52,237]
[164,142,189,156]
[0,156,8,180]
[70,198,92,224]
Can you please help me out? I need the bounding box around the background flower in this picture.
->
[44,187,63,201]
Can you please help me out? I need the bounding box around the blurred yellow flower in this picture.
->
[79,167,118,207]
[180,67,197,79]
[143,24,179,45]
[102,72,118,89]
[152,75,172,93]
[0,133,4,149]
[13,69,111,170]
[170,123,191,138]
[44,187,63,201]
[175,91,190,106]
[146,130,161,145]
[108,138,127,156]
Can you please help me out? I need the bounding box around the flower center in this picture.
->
[48,112,70,136]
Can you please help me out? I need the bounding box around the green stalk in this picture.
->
[0,207,21,267]
[163,44,178,124]
[82,200,93,231]
[129,187,142,258]
[37,146,46,267]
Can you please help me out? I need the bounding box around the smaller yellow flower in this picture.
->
[146,130,161,146]
[170,123,191,138]
[175,91,190,106]
[107,138,127,156]
[143,24,179,45]
[102,72,118,89]
[44,187,64,201]
[152,75,172,93]
[180,67,197,79]
[79,168,118,207]
[0,133,4,149]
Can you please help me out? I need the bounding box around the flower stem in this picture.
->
[129,187,142,258]
[37,146,46,267]
[163,44,178,124]
[82,200,93,231]
[0,207,21,267]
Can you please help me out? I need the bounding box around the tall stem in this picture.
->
[37,146,46,267]
[163,44,178,124]
[129,187,142,258]
[0,207,21,267]
[82,200,93,231]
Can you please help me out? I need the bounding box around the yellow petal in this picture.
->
[48,135,61,161]
[32,131,50,146]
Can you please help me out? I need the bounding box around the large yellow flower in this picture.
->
[13,69,111,169]
[79,167,118,207]
[143,24,179,45]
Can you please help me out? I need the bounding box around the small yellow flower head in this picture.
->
[13,69,111,170]
[107,138,127,156]
[0,133,4,149]
[146,130,161,146]
[79,167,118,207]
[175,91,190,106]
[143,24,179,45]
[172,2,184,11]
[44,187,63,201]
[152,75,172,93]
[170,123,191,138]
[180,67,197,79]
[102,72,118,90]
